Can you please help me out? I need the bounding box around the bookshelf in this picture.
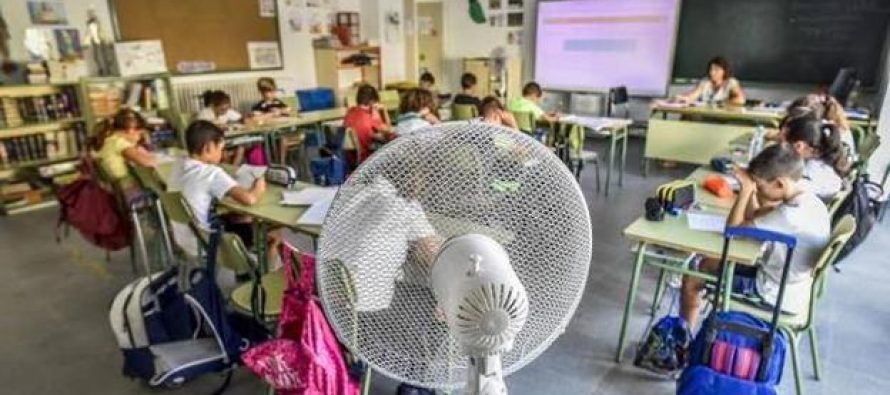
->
[0,83,87,215]
[80,73,181,150]
[314,46,382,106]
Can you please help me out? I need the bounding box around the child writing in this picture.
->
[343,84,393,162]
[507,82,559,124]
[681,144,830,329]
[94,108,156,196]
[167,120,269,250]
[197,90,242,126]
[251,77,295,165]
[196,90,245,165]
[395,88,440,136]
[782,113,848,200]
[251,77,291,118]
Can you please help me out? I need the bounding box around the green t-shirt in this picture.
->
[98,133,136,185]
[507,97,545,121]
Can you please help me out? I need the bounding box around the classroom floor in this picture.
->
[2,137,888,395]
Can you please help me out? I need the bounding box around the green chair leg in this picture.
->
[361,367,372,395]
[616,243,647,363]
[808,327,821,381]
[650,268,667,317]
[785,329,805,395]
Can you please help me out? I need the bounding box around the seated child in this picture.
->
[395,88,440,137]
[196,90,245,164]
[453,72,482,111]
[167,120,270,251]
[681,144,830,330]
[782,113,847,201]
[197,90,242,125]
[419,71,437,92]
[94,108,156,197]
[480,96,518,129]
[343,84,393,162]
[507,82,559,124]
[251,77,295,165]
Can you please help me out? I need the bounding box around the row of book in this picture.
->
[0,87,82,129]
[0,122,88,166]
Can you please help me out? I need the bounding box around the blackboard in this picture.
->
[673,0,890,88]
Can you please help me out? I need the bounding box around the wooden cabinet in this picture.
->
[463,57,522,101]
[314,46,382,106]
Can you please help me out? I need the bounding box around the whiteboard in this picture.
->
[534,0,681,96]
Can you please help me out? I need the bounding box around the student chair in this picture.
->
[380,89,401,119]
[452,103,479,121]
[511,111,537,135]
[561,122,601,191]
[727,215,857,395]
[128,164,176,272]
[159,191,287,325]
[607,86,630,119]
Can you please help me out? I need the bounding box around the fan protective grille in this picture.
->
[316,122,593,389]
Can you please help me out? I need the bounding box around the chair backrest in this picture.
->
[345,89,358,108]
[159,191,254,275]
[379,90,400,111]
[452,104,479,121]
[608,86,630,118]
[826,187,852,220]
[129,164,166,196]
[511,111,535,134]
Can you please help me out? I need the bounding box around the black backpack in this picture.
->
[833,172,884,266]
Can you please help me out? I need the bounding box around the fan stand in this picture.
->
[467,355,507,395]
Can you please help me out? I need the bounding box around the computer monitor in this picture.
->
[828,68,859,106]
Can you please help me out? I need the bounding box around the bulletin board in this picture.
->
[108,0,282,74]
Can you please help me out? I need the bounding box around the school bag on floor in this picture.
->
[241,243,359,395]
[109,220,247,389]
[832,172,883,265]
[635,287,691,377]
[677,227,793,395]
[310,153,346,186]
[56,158,131,251]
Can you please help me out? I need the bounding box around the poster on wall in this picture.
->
[258,0,276,18]
[113,40,168,76]
[27,1,68,25]
[247,41,282,69]
[490,0,502,10]
[53,28,82,60]
[507,12,524,27]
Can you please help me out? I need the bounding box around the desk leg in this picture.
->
[619,126,628,187]
[254,222,269,273]
[606,131,617,196]
[616,243,647,363]
[722,261,735,312]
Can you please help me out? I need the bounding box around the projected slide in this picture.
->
[534,0,680,96]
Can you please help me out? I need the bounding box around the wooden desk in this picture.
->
[558,115,633,196]
[615,166,762,363]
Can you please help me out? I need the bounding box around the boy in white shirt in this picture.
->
[681,144,830,329]
[167,120,267,248]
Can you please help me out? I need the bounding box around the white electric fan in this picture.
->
[316,122,593,394]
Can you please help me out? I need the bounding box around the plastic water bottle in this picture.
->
[749,125,767,162]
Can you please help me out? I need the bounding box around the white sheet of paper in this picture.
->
[687,210,727,233]
[235,165,267,188]
[280,187,338,206]
[296,199,332,226]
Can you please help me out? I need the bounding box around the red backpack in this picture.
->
[56,158,131,252]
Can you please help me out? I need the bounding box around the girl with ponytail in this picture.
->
[782,113,848,200]
[95,107,156,192]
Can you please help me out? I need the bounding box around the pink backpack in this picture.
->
[56,158,131,251]
[242,245,359,395]
[246,144,268,166]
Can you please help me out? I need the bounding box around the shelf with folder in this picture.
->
[0,118,85,139]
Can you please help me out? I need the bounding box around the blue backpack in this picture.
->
[635,288,692,376]
[311,156,346,186]
[109,219,248,389]
[678,227,795,395]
